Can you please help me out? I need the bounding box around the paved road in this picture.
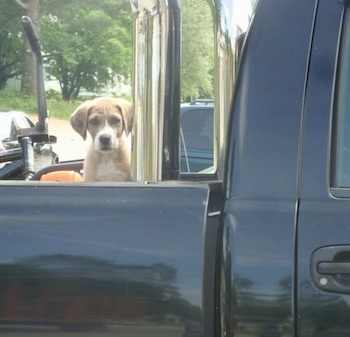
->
[30,114,89,162]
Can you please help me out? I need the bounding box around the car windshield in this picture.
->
[0,114,12,141]
[181,108,213,151]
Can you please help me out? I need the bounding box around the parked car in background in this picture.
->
[0,139,5,152]
[189,99,214,105]
[180,103,214,173]
[0,110,59,171]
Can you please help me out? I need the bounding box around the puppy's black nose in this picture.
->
[99,134,111,145]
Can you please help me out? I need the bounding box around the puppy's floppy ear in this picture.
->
[117,99,133,136]
[70,101,91,140]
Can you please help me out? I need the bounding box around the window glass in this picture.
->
[333,12,350,188]
[180,107,214,173]
[181,109,213,151]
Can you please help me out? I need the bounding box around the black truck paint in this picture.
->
[2,0,350,336]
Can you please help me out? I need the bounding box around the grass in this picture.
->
[0,89,84,120]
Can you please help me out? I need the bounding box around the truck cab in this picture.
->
[223,1,350,336]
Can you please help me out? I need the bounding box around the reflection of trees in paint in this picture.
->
[226,275,350,336]
[0,254,201,325]
[298,280,350,334]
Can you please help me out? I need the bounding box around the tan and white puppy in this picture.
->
[70,97,132,182]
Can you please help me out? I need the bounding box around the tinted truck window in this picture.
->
[180,106,214,173]
[333,10,350,188]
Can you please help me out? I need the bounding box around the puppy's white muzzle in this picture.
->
[94,126,120,153]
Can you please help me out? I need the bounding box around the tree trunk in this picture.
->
[13,0,40,96]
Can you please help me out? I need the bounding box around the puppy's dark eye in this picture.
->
[89,116,99,125]
[109,116,121,125]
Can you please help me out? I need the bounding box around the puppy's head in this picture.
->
[70,97,133,153]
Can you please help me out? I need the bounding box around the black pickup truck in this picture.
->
[1,0,350,336]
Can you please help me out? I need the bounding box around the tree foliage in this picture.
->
[0,0,214,100]
[0,0,23,89]
[181,0,214,100]
[11,0,41,95]
[40,0,132,100]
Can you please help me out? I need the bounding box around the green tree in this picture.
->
[0,0,23,89]
[40,0,132,100]
[181,0,214,100]
[12,0,41,95]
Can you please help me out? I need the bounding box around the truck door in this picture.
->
[297,1,350,335]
